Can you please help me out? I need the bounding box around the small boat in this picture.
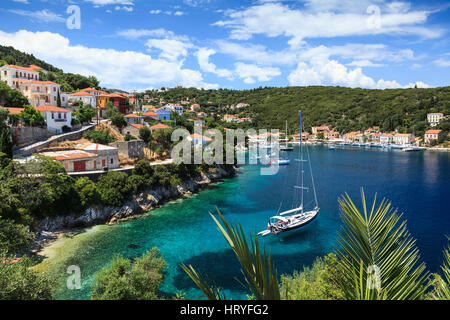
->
[280,121,294,151]
[328,144,336,150]
[259,110,319,237]
[270,159,290,166]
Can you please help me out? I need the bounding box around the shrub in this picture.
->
[91,248,166,300]
[124,133,136,142]
[62,125,71,133]
[97,172,133,207]
[74,177,100,208]
[139,126,152,144]
[83,129,115,145]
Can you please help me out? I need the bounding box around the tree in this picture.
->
[0,255,54,300]
[56,90,61,108]
[110,113,127,132]
[0,124,13,160]
[90,248,166,300]
[317,132,325,140]
[336,189,428,300]
[0,218,35,256]
[20,105,45,127]
[139,126,152,144]
[74,177,100,208]
[97,171,133,207]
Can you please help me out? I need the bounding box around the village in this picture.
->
[0,63,448,175]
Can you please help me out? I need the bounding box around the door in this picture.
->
[74,161,86,172]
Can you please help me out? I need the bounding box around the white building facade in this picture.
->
[36,105,73,133]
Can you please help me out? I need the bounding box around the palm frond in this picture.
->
[432,245,450,300]
[336,188,428,300]
[180,264,225,300]
[181,208,281,300]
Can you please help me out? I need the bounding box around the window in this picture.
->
[111,159,114,164]
[3,71,6,76]
[58,113,61,119]
[51,112,54,119]
[102,160,106,167]
[53,87,56,92]
[54,96,56,101]
[64,113,67,119]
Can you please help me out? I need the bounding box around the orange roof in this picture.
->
[7,65,38,72]
[426,130,442,134]
[40,150,97,161]
[124,114,140,118]
[71,91,94,96]
[130,124,144,129]
[428,113,443,115]
[36,105,72,113]
[189,133,212,141]
[29,64,43,70]
[150,123,171,130]
[143,111,157,117]
[0,107,24,115]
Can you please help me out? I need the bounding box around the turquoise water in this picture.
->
[48,145,450,300]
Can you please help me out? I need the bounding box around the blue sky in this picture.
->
[0,0,449,91]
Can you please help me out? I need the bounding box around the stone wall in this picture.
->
[110,140,145,159]
[12,126,54,148]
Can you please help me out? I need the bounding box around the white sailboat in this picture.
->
[259,110,319,236]
[280,120,294,151]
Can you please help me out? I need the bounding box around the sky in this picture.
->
[0,0,449,92]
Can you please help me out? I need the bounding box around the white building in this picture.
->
[36,105,72,133]
[80,143,119,170]
[69,91,97,108]
[393,133,414,145]
[165,103,183,115]
[0,65,40,88]
[379,134,393,144]
[427,113,444,127]
[18,80,62,107]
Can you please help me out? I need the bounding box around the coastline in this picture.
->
[33,165,237,256]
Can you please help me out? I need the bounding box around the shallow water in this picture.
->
[38,145,450,300]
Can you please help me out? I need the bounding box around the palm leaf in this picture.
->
[336,188,428,300]
[181,208,281,300]
[179,264,225,300]
[432,244,450,300]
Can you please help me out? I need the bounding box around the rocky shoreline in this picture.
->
[34,165,236,250]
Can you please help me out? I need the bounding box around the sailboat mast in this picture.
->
[300,110,304,213]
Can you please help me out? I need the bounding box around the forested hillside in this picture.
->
[146,86,450,135]
[0,45,62,73]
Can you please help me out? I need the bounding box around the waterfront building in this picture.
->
[343,131,360,143]
[427,113,444,127]
[311,126,330,135]
[324,131,339,140]
[380,133,393,144]
[393,133,414,145]
[425,129,444,144]
[36,105,72,133]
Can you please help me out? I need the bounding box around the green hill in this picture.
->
[144,86,450,136]
[0,45,62,73]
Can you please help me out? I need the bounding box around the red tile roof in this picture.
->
[150,123,171,130]
[7,65,37,72]
[131,124,144,129]
[426,130,442,134]
[36,105,72,113]
[0,107,24,115]
[124,114,140,118]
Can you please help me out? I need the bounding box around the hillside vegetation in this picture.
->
[144,86,450,136]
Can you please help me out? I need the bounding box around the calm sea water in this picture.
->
[44,145,449,300]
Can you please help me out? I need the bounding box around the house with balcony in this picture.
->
[18,80,62,107]
[427,113,444,127]
[36,105,72,133]
[124,114,143,125]
[380,133,393,144]
[165,103,183,115]
[69,91,97,108]
[393,133,414,145]
[424,130,444,144]
[154,106,171,121]
[0,65,40,88]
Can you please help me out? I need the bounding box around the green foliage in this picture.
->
[138,126,152,144]
[0,45,61,72]
[74,104,95,124]
[20,105,45,127]
[182,209,281,300]
[281,253,344,300]
[0,81,29,108]
[124,133,136,142]
[336,189,428,300]
[317,132,325,140]
[74,177,100,208]
[90,248,166,300]
[97,172,133,207]
[0,126,13,159]
[428,243,450,300]
[110,113,127,131]
[0,255,54,300]
[0,218,35,256]
[83,129,115,144]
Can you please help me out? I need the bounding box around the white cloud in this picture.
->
[146,38,192,62]
[8,9,65,23]
[116,28,175,40]
[85,0,134,6]
[12,0,29,4]
[115,6,133,12]
[214,2,442,46]
[434,58,450,67]
[196,48,234,79]
[0,29,217,90]
[288,55,429,89]
[234,62,281,83]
